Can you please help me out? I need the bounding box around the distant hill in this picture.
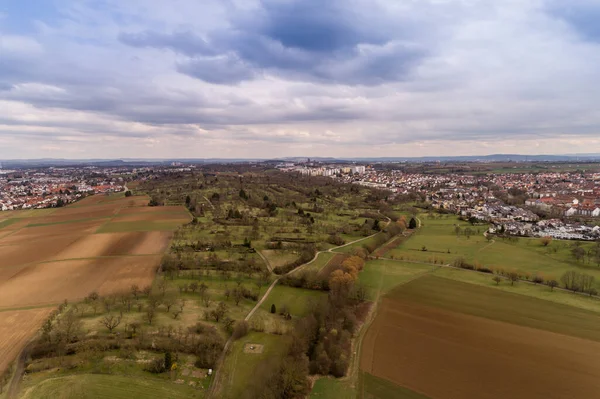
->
[2,154,600,168]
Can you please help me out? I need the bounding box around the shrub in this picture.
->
[145,358,166,373]
[232,321,249,340]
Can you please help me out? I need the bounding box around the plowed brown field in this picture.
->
[361,277,600,399]
[0,194,189,373]
[0,308,54,372]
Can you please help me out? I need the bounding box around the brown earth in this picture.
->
[112,212,191,222]
[0,308,55,373]
[117,205,187,215]
[0,256,161,308]
[0,219,107,243]
[361,299,600,399]
[0,195,186,374]
[0,234,83,267]
[50,231,172,260]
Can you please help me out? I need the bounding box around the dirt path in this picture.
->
[256,250,273,273]
[207,212,392,398]
[203,196,215,210]
[7,341,34,399]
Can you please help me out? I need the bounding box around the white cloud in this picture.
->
[0,0,599,158]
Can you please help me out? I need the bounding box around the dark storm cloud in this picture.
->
[255,0,386,52]
[547,1,600,42]
[119,0,426,86]
[176,55,257,85]
[118,30,217,56]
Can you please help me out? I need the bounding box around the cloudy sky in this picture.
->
[1,0,600,159]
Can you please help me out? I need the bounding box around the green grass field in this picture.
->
[310,377,356,399]
[389,216,600,289]
[259,285,326,317]
[390,275,600,342]
[432,266,600,313]
[336,233,384,254]
[300,252,336,273]
[260,249,301,268]
[360,373,431,399]
[359,260,433,300]
[19,374,200,399]
[219,332,289,399]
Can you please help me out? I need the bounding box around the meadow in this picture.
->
[388,214,600,289]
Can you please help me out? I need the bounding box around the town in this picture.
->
[280,161,600,241]
[0,165,129,211]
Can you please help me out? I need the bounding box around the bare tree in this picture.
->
[189,281,199,293]
[492,276,502,286]
[172,299,186,319]
[100,314,122,333]
[145,305,156,325]
[57,310,82,342]
[233,287,244,306]
[162,293,178,312]
[507,272,519,286]
[158,278,168,297]
[201,292,212,308]
[131,284,140,299]
[210,302,228,322]
[547,279,559,291]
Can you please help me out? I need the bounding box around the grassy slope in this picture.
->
[219,332,289,399]
[389,216,600,289]
[389,274,600,342]
[20,374,199,399]
[299,252,336,273]
[433,266,600,313]
[359,260,433,300]
[360,372,431,399]
[259,285,326,317]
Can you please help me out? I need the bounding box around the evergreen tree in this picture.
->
[409,217,417,229]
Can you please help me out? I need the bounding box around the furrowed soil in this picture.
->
[0,195,189,374]
[0,308,54,373]
[360,275,600,399]
[0,256,163,308]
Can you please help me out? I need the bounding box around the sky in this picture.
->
[1,0,600,159]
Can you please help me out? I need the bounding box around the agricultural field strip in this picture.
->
[0,196,189,378]
[361,277,600,399]
[353,266,432,399]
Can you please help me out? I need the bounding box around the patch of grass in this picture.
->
[260,285,326,317]
[390,216,600,289]
[360,372,431,399]
[300,252,336,273]
[220,332,289,399]
[432,266,600,313]
[336,234,383,254]
[20,373,200,399]
[359,260,433,300]
[389,274,600,342]
[310,376,356,398]
[260,249,301,268]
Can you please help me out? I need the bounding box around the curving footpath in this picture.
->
[207,212,392,398]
